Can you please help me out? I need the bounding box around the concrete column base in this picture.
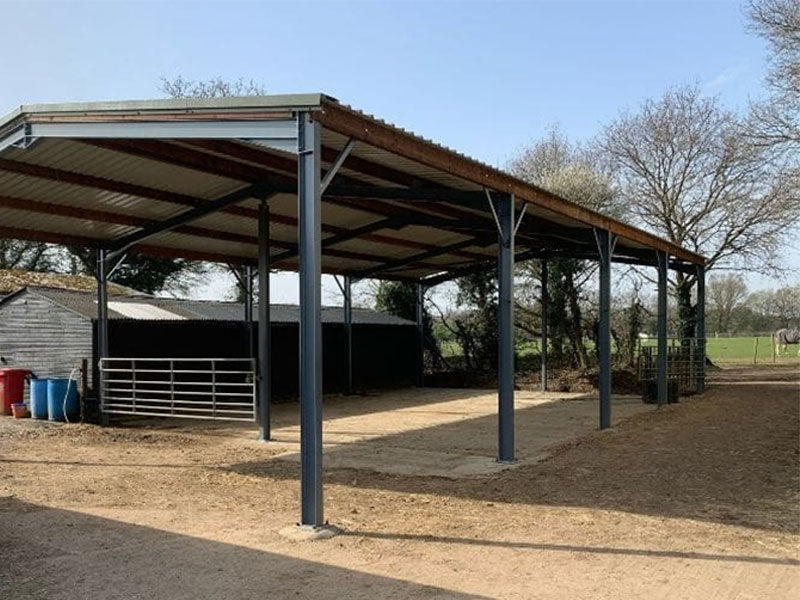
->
[279,523,342,541]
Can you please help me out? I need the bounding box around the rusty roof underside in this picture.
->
[0,94,704,283]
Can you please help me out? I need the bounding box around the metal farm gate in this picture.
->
[636,337,705,402]
[99,358,256,421]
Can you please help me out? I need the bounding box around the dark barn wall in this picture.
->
[0,292,94,397]
[103,320,416,398]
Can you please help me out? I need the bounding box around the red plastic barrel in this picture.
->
[0,368,29,416]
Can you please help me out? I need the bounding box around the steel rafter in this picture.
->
[107,184,272,256]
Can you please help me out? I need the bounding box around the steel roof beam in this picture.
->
[537,247,695,271]
[107,183,272,257]
[273,205,505,265]
[23,138,674,273]
[419,245,695,288]
[82,139,515,254]
[0,217,445,276]
[422,248,541,288]
[80,139,493,256]
[95,139,551,254]
[0,191,452,271]
[27,119,298,153]
[306,195,489,259]
[87,140,494,212]
[355,236,492,279]
[181,138,503,246]
[320,139,355,193]
[0,154,476,259]
[0,193,267,249]
[0,124,29,154]
[272,215,405,264]
[0,223,257,264]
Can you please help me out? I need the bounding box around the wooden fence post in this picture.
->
[772,334,776,364]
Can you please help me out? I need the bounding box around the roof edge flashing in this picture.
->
[0,93,328,129]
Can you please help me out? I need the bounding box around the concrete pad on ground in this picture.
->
[266,388,652,478]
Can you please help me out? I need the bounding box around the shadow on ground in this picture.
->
[339,530,799,566]
[0,497,486,600]
[224,368,800,534]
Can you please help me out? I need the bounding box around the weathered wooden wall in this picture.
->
[0,291,94,397]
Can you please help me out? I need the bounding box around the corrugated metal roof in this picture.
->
[0,93,704,280]
[4,287,413,326]
[107,301,188,321]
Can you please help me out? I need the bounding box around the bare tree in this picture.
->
[771,284,800,326]
[510,127,621,215]
[707,273,749,334]
[159,76,267,99]
[600,85,800,337]
[746,0,800,151]
[748,284,800,328]
[509,127,621,367]
[157,75,269,298]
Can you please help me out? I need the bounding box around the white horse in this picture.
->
[773,328,800,357]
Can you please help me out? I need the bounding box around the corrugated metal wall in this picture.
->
[0,292,94,398]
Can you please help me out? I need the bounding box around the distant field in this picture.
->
[440,336,800,366]
[706,336,800,365]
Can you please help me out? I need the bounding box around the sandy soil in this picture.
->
[1,365,798,599]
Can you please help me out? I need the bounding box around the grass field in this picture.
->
[706,336,800,365]
[439,336,800,366]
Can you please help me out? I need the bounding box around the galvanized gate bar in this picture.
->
[99,358,256,421]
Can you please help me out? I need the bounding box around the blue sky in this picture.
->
[0,0,792,301]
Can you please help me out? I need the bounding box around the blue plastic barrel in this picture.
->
[47,379,79,422]
[29,378,50,420]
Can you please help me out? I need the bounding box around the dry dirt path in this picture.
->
[1,365,798,599]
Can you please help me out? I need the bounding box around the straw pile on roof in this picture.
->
[0,270,144,297]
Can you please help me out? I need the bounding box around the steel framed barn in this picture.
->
[0,94,706,529]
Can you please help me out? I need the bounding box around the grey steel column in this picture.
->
[695,264,706,393]
[596,229,612,430]
[540,259,549,392]
[96,248,109,425]
[298,112,324,526]
[415,283,425,387]
[244,265,254,358]
[497,194,515,463]
[343,275,353,395]
[656,251,668,407]
[257,201,271,441]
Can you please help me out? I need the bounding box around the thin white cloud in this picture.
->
[705,63,748,91]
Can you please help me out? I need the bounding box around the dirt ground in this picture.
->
[1,365,798,599]
[165,387,652,478]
